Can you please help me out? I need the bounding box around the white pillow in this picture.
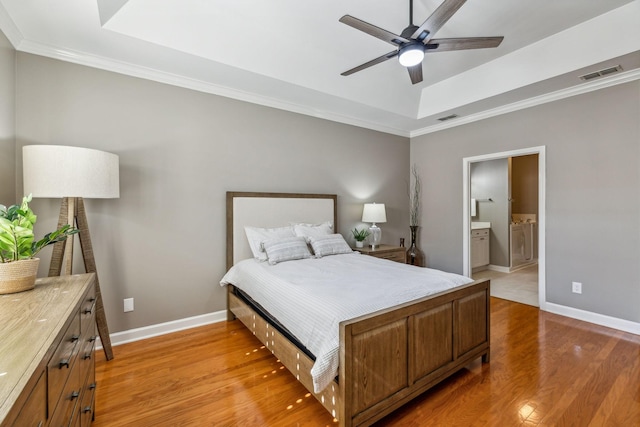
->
[293,221,333,240]
[263,236,312,265]
[308,234,353,257]
[244,225,295,261]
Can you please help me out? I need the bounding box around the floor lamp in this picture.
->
[23,145,119,361]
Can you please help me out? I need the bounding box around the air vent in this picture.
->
[437,114,459,122]
[579,65,623,81]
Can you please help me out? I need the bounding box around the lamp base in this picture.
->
[369,224,382,249]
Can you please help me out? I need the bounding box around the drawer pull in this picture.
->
[59,359,70,369]
[89,335,98,343]
[83,352,92,360]
[89,383,97,390]
[83,307,94,315]
[83,406,92,414]
[70,391,80,400]
[71,334,80,342]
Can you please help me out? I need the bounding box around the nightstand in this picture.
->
[355,244,406,263]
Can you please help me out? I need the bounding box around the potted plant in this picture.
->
[0,194,79,294]
[351,227,370,248]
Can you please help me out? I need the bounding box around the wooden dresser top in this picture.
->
[0,273,95,423]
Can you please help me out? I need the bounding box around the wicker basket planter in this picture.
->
[0,258,40,295]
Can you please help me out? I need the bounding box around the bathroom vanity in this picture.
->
[471,222,491,271]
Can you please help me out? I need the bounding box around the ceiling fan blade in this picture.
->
[407,64,423,85]
[341,51,399,76]
[427,36,504,51]
[411,0,467,42]
[340,15,410,46]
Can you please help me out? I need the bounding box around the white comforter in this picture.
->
[220,252,473,393]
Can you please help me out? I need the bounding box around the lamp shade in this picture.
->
[23,145,120,199]
[362,203,386,223]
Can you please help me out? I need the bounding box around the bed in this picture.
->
[223,191,490,427]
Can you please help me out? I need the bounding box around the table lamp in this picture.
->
[362,203,386,249]
[23,145,119,360]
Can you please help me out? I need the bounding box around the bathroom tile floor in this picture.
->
[473,264,539,307]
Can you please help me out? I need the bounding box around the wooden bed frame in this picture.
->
[225,191,490,427]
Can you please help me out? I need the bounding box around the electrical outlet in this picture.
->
[572,282,582,294]
[124,298,134,312]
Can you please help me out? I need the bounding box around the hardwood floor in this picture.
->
[93,299,640,426]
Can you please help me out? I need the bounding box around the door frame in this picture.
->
[462,146,546,308]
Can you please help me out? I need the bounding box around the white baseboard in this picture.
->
[96,302,639,352]
[96,310,227,349]
[488,264,510,273]
[542,302,640,336]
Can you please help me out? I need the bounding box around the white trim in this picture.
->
[462,146,546,308]
[544,303,640,336]
[487,265,510,274]
[95,310,227,349]
[14,40,410,138]
[5,21,638,138]
[410,68,640,137]
[0,4,23,47]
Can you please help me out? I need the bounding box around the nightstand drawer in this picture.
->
[356,245,406,264]
[375,251,406,263]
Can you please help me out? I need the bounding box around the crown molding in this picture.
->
[8,30,638,140]
[410,67,640,138]
[0,4,23,48]
[16,39,411,138]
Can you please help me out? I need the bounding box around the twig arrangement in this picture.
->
[409,164,421,226]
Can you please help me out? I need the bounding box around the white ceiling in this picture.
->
[1,0,639,136]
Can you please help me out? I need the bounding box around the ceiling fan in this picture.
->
[339,0,504,85]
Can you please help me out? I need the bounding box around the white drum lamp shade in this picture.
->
[23,145,119,199]
[362,203,386,249]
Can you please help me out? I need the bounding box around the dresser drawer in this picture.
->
[49,354,82,427]
[10,370,46,427]
[80,286,96,334]
[79,367,96,427]
[78,332,96,389]
[48,313,81,416]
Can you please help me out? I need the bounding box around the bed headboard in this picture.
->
[226,192,338,269]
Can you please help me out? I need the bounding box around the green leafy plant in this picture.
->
[0,194,79,263]
[351,227,370,242]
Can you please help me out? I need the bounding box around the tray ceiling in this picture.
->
[1,0,639,136]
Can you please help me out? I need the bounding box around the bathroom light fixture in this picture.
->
[398,43,425,67]
[362,203,387,249]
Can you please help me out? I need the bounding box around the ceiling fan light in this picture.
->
[398,44,425,67]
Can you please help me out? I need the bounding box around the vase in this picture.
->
[355,241,364,248]
[406,226,425,267]
[0,258,40,294]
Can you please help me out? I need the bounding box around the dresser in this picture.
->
[0,273,97,427]
[355,244,406,263]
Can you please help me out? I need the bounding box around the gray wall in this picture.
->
[0,29,15,204]
[471,159,509,267]
[15,53,410,333]
[411,81,640,323]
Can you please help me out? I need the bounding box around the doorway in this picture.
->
[462,146,546,308]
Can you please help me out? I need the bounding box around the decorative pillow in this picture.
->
[244,225,295,261]
[263,236,313,265]
[293,221,333,240]
[308,234,353,257]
